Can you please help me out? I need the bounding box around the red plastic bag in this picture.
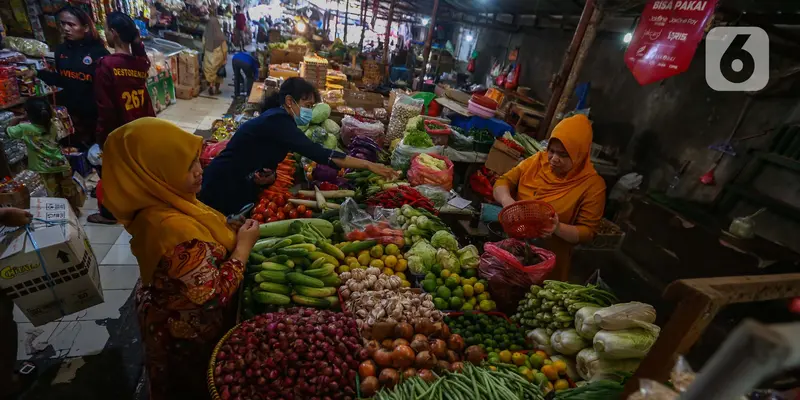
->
[408,153,454,191]
[469,167,497,202]
[478,239,556,313]
[505,63,521,90]
[200,140,229,167]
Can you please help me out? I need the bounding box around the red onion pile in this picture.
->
[212,308,366,400]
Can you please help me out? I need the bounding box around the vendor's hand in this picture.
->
[253,169,276,186]
[236,219,260,250]
[227,214,246,231]
[541,212,560,238]
[368,163,400,180]
[0,208,32,227]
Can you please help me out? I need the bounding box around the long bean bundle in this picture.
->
[511,281,617,336]
[374,363,545,400]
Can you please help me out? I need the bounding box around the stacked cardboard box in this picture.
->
[300,56,329,89]
[176,50,200,99]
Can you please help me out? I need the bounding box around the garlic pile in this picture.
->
[346,289,443,335]
[339,267,402,300]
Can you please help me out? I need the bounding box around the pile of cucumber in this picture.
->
[242,228,346,318]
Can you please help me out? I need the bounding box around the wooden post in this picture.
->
[547,6,602,137]
[622,273,800,397]
[537,0,595,137]
[344,0,349,43]
[358,0,367,52]
[383,0,396,63]
[420,0,440,89]
[335,0,341,38]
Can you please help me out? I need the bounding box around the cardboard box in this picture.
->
[177,50,200,87]
[485,140,522,175]
[344,89,385,110]
[0,198,103,326]
[175,84,199,100]
[270,49,305,65]
[269,65,300,80]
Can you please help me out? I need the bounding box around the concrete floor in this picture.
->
[15,60,238,400]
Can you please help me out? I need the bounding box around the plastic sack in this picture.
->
[407,153,454,191]
[200,140,229,167]
[449,128,474,152]
[386,95,423,144]
[87,144,103,166]
[415,185,453,208]
[390,138,442,171]
[609,172,643,201]
[339,198,404,246]
[341,115,385,147]
[627,379,678,400]
[478,239,556,313]
[4,37,49,57]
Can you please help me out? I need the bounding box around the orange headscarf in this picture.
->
[103,118,236,284]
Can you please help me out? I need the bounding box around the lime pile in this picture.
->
[420,264,495,311]
[443,312,525,352]
[487,350,571,393]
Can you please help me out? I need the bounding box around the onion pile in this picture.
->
[212,308,365,400]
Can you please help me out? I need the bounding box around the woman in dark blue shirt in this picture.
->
[200,78,396,215]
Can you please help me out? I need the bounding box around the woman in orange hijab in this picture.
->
[493,114,606,281]
[102,118,260,399]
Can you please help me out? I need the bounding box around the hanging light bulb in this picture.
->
[422,18,430,26]
[466,34,473,42]
[297,21,307,33]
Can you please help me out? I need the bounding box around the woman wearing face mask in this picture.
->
[32,5,109,149]
[493,115,606,281]
[200,77,398,216]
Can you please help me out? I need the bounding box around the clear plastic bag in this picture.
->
[339,198,405,246]
[4,37,49,57]
[478,239,556,313]
[341,115,385,147]
[386,95,423,144]
[627,379,678,400]
[390,138,442,171]
[414,185,454,208]
[407,153,455,191]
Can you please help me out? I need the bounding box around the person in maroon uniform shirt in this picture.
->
[234,6,248,50]
[89,11,155,224]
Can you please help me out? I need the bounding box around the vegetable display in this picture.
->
[358,320,473,397]
[265,153,297,195]
[487,349,573,393]
[339,267,404,299]
[420,262,494,311]
[336,243,410,286]
[397,205,450,247]
[404,129,434,148]
[444,313,524,352]
[211,308,363,400]
[511,281,617,336]
[344,289,443,338]
[373,362,545,400]
[366,187,437,214]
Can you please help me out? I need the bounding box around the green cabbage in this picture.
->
[322,133,339,150]
[311,103,331,124]
[436,249,461,273]
[593,328,658,359]
[430,231,458,251]
[405,240,437,269]
[322,119,340,135]
[407,254,427,274]
[456,245,480,269]
[551,329,589,356]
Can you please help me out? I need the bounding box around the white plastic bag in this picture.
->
[390,137,442,171]
[609,172,643,201]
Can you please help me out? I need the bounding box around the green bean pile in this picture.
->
[373,363,545,400]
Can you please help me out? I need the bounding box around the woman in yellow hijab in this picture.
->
[103,118,260,399]
[494,114,606,281]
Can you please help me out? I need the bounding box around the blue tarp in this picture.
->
[449,115,515,137]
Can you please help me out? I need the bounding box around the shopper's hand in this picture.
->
[0,208,32,227]
[236,219,260,250]
[253,169,276,186]
[368,163,400,180]
[540,212,560,239]
[227,214,245,231]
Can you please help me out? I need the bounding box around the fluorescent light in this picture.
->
[623,32,632,43]
[297,21,307,33]
[466,34,473,42]
[422,18,429,26]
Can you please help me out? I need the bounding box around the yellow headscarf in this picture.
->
[103,118,236,284]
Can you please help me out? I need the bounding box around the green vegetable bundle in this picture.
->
[404,128,434,148]
[554,379,626,399]
[397,204,451,245]
[374,363,545,400]
[511,280,617,336]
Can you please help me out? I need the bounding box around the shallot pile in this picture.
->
[339,267,403,299]
[212,308,365,400]
[346,289,443,338]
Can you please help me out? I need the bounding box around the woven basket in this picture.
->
[206,323,242,400]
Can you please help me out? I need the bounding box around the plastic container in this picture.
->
[468,99,496,119]
[470,94,498,110]
[498,200,556,239]
[424,119,451,146]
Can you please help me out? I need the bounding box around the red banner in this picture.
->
[625,0,718,85]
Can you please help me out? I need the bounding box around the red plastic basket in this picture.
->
[498,200,556,239]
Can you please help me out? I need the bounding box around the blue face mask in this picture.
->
[290,100,313,126]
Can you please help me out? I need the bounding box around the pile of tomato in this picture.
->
[251,191,313,223]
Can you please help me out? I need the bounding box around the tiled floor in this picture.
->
[14,60,238,392]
